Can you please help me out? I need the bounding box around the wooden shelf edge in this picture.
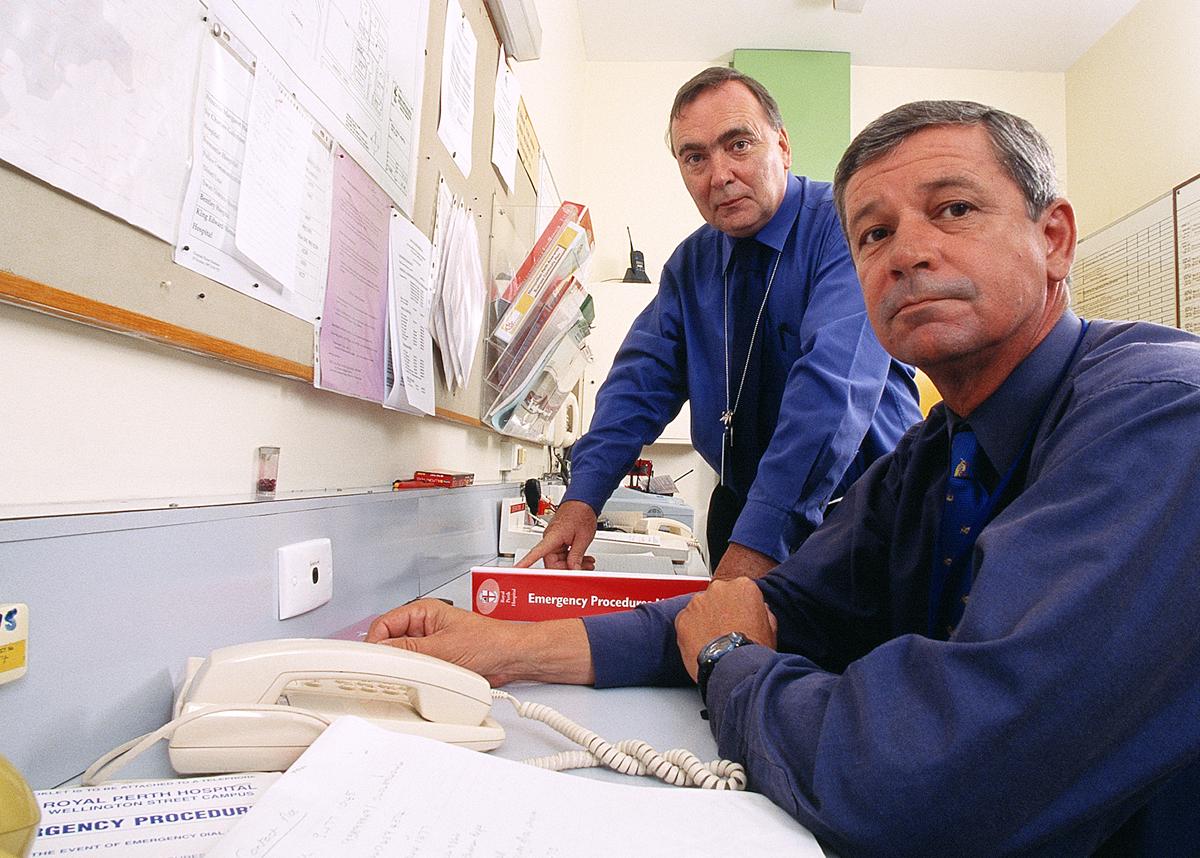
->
[0,269,313,382]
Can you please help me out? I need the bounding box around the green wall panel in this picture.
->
[732,50,850,183]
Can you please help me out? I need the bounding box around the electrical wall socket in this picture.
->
[499,441,524,473]
[277,538,333,620]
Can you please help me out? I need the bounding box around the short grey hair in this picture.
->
[833,100,1060,228]
[666,67,783,152]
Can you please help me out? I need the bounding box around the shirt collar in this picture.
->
[720,173,801,273]
[946,309,1083,476]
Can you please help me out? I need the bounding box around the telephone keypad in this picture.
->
[280,677,414,705]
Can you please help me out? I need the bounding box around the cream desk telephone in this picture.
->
[83,638,746,791]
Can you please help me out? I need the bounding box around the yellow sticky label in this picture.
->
[0,640,25,673]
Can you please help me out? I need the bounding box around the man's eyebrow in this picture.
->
[845,199,882,232]
[675,125,757,158]
[845,174,990,230]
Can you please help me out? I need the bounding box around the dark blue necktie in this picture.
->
[930,427,991,638]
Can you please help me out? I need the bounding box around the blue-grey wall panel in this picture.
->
[0,484,516,787]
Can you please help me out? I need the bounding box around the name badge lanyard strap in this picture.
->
[927,318,1090,635]
[721,249,783,484]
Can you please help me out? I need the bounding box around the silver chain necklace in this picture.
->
[721,246,783,483]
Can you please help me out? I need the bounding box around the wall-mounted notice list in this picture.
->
[1174,174,1200,334]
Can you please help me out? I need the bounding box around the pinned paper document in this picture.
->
[385,211,436,415]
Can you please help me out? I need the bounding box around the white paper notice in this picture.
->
[429,199,485,391]
[0,1,202,241]
[490,52,521,192]
[210,0,430,217]
[207,718,821,857]
[30,772,278,858]
[234,58,313,293]
[385,212,436,415]
[173,27,329,323]
[437,0,478,178]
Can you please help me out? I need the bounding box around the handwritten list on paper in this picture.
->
[317,147,393,402]
[205,717,822,857]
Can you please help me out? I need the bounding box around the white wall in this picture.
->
[1066,0,1200,237]
[851,66,1069,193]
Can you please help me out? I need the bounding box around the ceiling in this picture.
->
[575,0,1144,72]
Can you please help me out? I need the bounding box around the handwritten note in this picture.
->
[205,717,823,857]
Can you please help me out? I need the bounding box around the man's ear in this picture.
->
[1041,198,1076,283]
[777,125,792,171]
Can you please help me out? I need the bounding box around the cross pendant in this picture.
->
[720,409,734,448]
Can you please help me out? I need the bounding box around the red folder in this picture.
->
[470,567,708,621]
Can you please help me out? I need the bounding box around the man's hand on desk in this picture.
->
[713,543,779,581]
[515,499,598,570]
[675,579,777,682]
[366,599,595,687]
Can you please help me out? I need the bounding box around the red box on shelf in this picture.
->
[412,470,474,488]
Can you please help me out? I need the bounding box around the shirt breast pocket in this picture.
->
[777,321,802,362]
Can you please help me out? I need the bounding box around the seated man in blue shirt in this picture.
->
[518,66,920,580]
[370,101,1200,855]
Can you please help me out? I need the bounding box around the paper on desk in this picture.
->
[385,210,436,415]
[490,52,521,192]
[29,772,278,858]
[437,0,478,178]
[233,57,312,295]
[173,27,331,323]
[207,717,823,857]
[316,147,393,402]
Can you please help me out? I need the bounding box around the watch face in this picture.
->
[698,632,750,706]
[702,632,748,661]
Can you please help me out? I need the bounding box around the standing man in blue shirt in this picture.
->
[371,101,1200,854]
[518,67,921,580]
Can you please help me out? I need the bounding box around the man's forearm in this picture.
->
[508,618,595,685]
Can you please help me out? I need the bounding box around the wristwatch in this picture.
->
[696,631,752,706]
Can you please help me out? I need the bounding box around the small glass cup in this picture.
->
[255,446,280,499]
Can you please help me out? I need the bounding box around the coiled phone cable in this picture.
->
[492,690,747,790]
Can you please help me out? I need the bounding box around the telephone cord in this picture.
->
[81,704,331,786]
[491,690,747,790]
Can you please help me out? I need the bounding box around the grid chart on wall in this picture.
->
[1174,176,1200,334]
[1073,193,1176,327]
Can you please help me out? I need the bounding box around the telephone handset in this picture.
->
[168,639,504,774]
[641,517,694,540]
[82,638,504,784]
